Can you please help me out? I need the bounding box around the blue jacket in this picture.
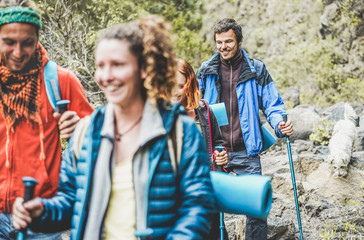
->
[197,49,286,156]
[31,100,215,240]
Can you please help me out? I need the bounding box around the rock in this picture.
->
[314,145,330,156]
[351,151,364,171]
[286,105,320,142]
[268,219,289,240]
[319,102,358,124]
[297,154,324,176]
[282,87,300,108]
[291,140,314,154]
[354,128,364,151]
[320,2,338,38]
[224,214,245,239]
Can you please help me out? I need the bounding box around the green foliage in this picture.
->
[309,118,334,146]
[344,221,357,234]
[268,38,364,108]
[34,0,363,108]
[320,219,363,239]
[284,100,295,110]
[320,220,337,239]
[241,0,364,108]
[60,138,68,152]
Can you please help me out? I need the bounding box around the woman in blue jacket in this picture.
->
[12,15,215,240]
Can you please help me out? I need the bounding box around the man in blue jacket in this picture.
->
[196,18,293,240]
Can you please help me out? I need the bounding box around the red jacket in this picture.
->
[0,45,93,213]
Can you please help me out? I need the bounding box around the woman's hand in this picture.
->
[12,197,44,230]
[213,150,228,166]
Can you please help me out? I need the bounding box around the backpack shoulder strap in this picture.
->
[167,114,183,175]
[72,115,91,168]
[44,60,61,110]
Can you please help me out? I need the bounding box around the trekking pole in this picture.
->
[282,114,303,240]
[17,177,38,240]
[214,146,225,240]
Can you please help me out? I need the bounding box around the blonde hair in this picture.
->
[97,15,177,105]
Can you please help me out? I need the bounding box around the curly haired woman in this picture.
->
[12,16,215,240]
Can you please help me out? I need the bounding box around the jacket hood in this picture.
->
[196,52,220,79]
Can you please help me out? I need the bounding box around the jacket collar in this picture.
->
[99,103,115,140]
[138,100,166,147]
[94,99,183,148]
[197,49,256,83]
[138,99,183,147]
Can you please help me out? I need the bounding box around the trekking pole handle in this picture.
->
[17,177,38,240]
[214,146,225,172]
[22,177,38,202]
[282,114,289,138]
[56,100,70,114]
[282,113,288,123]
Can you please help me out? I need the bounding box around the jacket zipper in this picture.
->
[5,132,13,213]
[229,64,233,152]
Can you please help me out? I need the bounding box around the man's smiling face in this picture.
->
[215,29,241,60]
[0,23,38,72]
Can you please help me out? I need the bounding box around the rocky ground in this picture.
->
[223,101,364,240]
[224,143,364,240]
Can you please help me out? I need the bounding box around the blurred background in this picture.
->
[36,0,364,109]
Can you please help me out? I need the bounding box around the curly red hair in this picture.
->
[177,59,200,110]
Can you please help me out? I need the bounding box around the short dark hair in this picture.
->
[213,18,243,43]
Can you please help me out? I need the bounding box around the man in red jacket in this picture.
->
[0,0,93,239]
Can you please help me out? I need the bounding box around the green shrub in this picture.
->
[309,118,334,146]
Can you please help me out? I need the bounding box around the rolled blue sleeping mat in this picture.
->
[210,171,273,219]
[262,125,277,151]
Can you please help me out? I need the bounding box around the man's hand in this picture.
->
[12,197,44,230]
[278,120,293,137]
[214,150,228,166]
[53,111,80,140]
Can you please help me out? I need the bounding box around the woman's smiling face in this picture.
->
[95,39,143,108]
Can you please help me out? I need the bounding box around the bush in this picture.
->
[309,118,334,146]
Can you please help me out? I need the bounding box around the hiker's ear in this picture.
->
[140,69,147,79]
